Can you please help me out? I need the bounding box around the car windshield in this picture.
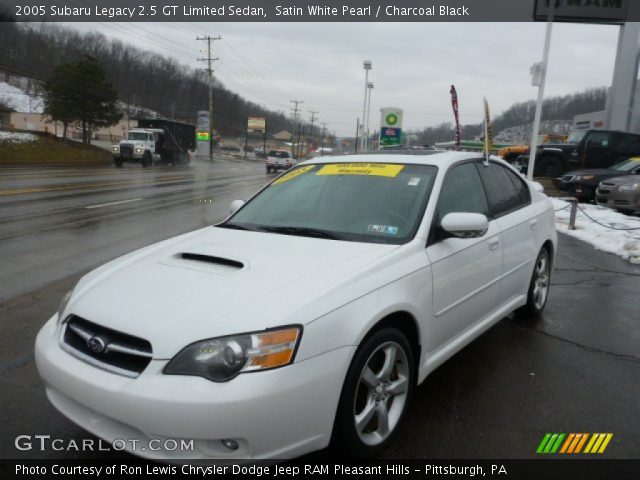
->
[611,157,640,172]
[566,131,586,144]
[222,162,438,244]
[128,132,148,141]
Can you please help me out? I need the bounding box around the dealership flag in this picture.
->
[450,85,461,151]
[483,97,494,165]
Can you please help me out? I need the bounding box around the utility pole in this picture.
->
[307,110,318,157]
[197,34,221,162]
[290,100,303,157]
[320,123,327,156]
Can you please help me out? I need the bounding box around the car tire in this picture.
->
[536,157,563,178]
[517,246,551,318]
[332,328,415,458]
[114,159,123,168]
[266,166,271,173]
[142,152,152,168]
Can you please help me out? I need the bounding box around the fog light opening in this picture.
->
[221,438,239,451]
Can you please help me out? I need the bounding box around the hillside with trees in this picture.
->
[414,87,607,145]
[0,22,295,136]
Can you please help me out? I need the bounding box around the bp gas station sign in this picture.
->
[380,108,404,146]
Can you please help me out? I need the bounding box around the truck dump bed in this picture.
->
[137,119,196,152]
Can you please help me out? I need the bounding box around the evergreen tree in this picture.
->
[43,57,122,143]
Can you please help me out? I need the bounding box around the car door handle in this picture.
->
[488,238,500,250]
[530,219,538,230]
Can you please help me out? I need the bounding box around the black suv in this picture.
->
[518,129,640,178]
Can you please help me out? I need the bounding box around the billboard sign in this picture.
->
[197,110,210,130]
[248,116,266,133]
[534,0,630,25]
[380,108,403,146]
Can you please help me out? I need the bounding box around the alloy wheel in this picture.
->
[353,341,409,446]
[533,250,550,310]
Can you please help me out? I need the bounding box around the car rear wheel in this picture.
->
[518,247,551,317]
[333,328,415,458]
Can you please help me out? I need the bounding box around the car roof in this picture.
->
[301,150,497,168]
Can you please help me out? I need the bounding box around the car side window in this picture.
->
[586,132,611,148]
[613,134,640,154]
[437,162,489,221]
[476,162,530,217]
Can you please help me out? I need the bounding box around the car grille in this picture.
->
[120,143,133,158]
[613,200,630,206]
[60,316,153,378]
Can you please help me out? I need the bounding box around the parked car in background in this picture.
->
[266,149,296,173]
[35,152,556,460]
[557,157,640,202]
[498,134,567,164]
[515,130,640,178]
[596,175,640,213]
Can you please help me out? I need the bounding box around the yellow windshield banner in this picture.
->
[272,165,315,185]
[316,163,404,177]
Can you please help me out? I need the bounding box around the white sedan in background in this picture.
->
[36,152,556,460]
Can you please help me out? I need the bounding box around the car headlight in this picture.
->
[618,183,640,192]
[574,175,595,181]
[164,326,302,382]
[135,148,143,153]
[112,146,119,152]
[57,289,73,324]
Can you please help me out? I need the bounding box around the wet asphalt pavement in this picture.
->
[0,158,638,459]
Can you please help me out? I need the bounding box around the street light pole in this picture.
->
[365,82,374,151]
[527,1,555,180]
[361,60,372,153]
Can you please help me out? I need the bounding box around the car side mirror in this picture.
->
[229,199,245,214]
[440,212,488,239]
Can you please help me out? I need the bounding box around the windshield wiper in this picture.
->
[218,222,251,231]
[258,225,343,240]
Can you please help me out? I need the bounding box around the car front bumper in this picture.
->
[35,315,353,460]
[557,180,596,199]
[595,188,640,212]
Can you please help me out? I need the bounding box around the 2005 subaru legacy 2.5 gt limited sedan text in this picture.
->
[35,151,557,460]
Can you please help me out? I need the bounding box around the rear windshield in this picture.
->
[268,151,289,158]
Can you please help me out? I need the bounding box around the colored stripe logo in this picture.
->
[537,433,613,454]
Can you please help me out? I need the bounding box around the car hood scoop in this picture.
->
[160,251,246,275]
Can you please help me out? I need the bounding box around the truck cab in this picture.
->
[112,129,162,168]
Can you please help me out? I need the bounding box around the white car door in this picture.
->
[477,161,539,305]
[426,161,503,356]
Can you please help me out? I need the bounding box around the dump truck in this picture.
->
[112,119,196,167]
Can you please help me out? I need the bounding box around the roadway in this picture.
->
[0,157,638,459]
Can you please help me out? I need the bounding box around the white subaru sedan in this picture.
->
[35,152,556,460]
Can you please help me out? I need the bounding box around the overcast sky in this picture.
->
[66,22,621,136]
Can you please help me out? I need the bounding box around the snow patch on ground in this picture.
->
[0,81,44,113]
[0,131,38,143]
[551,197,640,264]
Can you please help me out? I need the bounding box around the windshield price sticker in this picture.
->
[317,163,404,177]
[272,165,315,185]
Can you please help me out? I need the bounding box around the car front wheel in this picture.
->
[518,247,551,317]
[333,328,415,457]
